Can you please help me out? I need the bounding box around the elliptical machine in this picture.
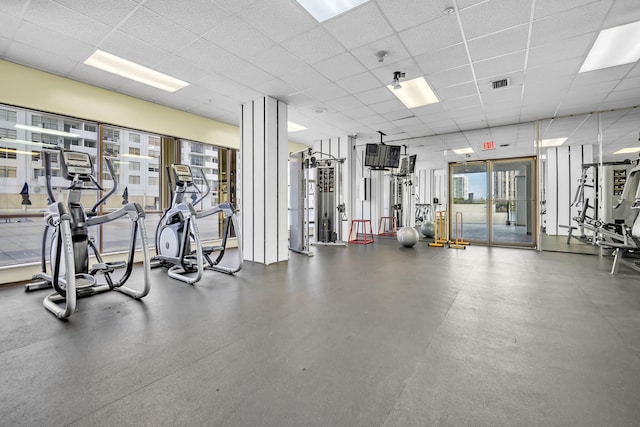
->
[25,148,151,319]
[151,164,242,284]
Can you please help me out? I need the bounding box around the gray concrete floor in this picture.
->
[1,240,640,426]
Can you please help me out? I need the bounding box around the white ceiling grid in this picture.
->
[0,0,638,163]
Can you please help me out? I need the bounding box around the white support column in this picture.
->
[240,97,288,265]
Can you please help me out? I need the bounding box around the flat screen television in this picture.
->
[364,143,379,167]
[399,154,417,175]
[365,143,401,169]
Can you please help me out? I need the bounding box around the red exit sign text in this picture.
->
[482,141,495,150]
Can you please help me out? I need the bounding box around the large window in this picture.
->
[0,104,237,270]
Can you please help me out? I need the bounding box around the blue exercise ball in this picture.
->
[397,226,420,247]
[420,221,435,238]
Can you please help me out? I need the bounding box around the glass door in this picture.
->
[491,158,536,247]
[450,157,537,247]
[450,161,488,243]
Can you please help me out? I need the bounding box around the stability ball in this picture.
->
[397,226,420,248]
[420,221,435,238]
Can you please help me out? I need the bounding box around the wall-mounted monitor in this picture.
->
[364,143,401,170]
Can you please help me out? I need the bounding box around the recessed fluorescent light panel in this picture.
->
[580,20,640,73]
[84,50,189,92]
[613,147,640,154]
[15,124,79,138]
[295,0,369,22]
[453,148,474,154]
[539,138,567,147]
[387,77,439,109]
[288,121,307,132]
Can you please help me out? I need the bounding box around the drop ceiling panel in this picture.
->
[345,105,376,119]
[23,1,111,45]
[441,95,482,111]
[143,0,231,36]
[414,43,469,75]
[350,35,411,71]
[571,65,635,86]
[0,12,20,39]
[436,82,478,100]
[118,7,201,52]
[100,31,168,68]
[428,65,475,89]
[202,15,276,59]
[399,16,464,57]
[337,71,384,93]
[354,87,396,105]
[459,0,532,39]
[602,0,640,27]
[281,27,345,64]
[530,1,614,47]
[313,51,367,81]
[304,83,349,102]
[250,45,306,77]
[280,65,329,92]
[466,25,529,62]
[473,51,526,80]
[212,0,260,14]
[70,64,131,90]
[12,20,95,62]
[376,0,451,32]
[324,95,364,112]
[369,98,408,114]
[527,33,594,68]
[49,0,137,26]
[236,0,317,43]
[323,2,394,50]
[5,41,77,76]
[155,55,211,84]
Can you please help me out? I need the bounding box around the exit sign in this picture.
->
[483,141,495,150]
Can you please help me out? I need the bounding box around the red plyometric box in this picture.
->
[483,141,495,150]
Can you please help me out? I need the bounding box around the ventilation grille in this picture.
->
[491,78,510,89]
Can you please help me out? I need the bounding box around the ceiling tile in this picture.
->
[459,0,532,39]
[414,43,469,75]
[236,0,317,43]
[323,1,394,50]
[280,65,329,92]
[345,105,376,119]
[212,0,260,15]
[530,1,614,46]
[304,83,349,102]
[100,30,168,68]
[428,65,475,89]
[143,0,231,35]
[12,20,95,62]
[23,1,111,45]
[336,71,383,93]
[281,27,345,64]
[442,94,482,111]
[354,87,396,105]
[251,78,298,98]
[399,15,464,57]
[155,55,211,84]
[250,45,306,77]
[324,95,364,112]
[436,82,478,100]
[53,0,139,26]
[370,98,409,114]
[533,0,600,19]
[572,64,635,86]
[119,7,200,52]
[349,35,411,71]
[603,0,640,27]
[202,15,276,59]
[473,51,526,80]
[527,33,594,68]
[376,0,451,32]
[6,40,77,76]
[467,25,529,62]
[313,51,367,81]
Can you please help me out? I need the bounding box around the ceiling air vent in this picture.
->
[490,78,510,89]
